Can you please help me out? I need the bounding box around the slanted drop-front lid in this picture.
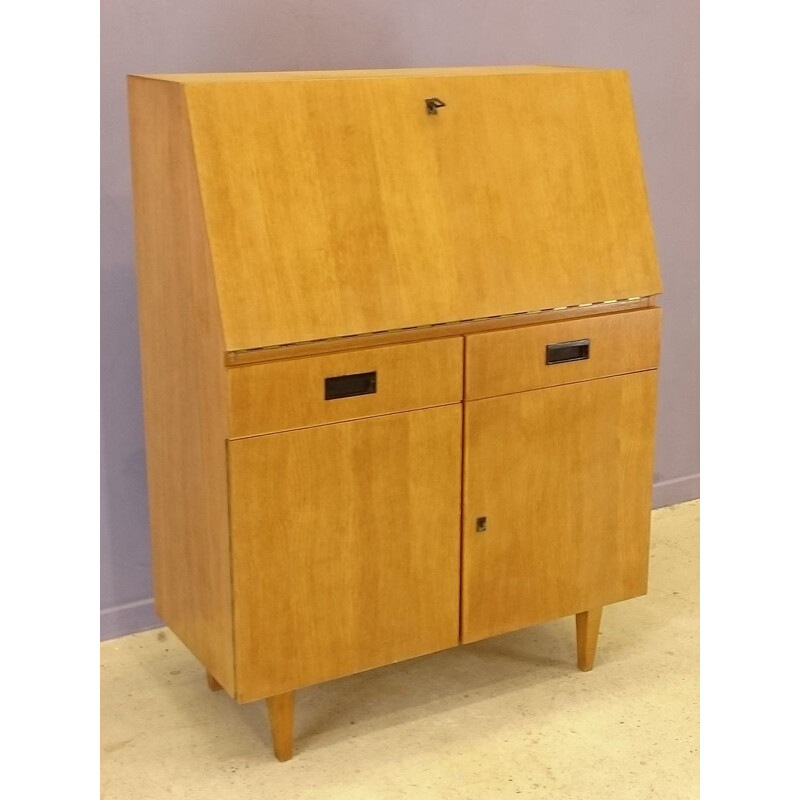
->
[173,66,661,351]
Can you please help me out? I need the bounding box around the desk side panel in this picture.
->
[128,77,235,691]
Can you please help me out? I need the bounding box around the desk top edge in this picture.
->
[129,65,622,85]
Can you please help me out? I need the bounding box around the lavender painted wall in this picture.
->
[100,1,699,639]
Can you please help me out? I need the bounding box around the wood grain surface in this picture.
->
[228,406,463,701]
[465,307,661,399]
[228,338,463,437]
[137,65,599,83]
[128,77,235,691]
[266,692,294,762]
[160,68,663,350]
[461,372,658,643]
[576,608,604,672]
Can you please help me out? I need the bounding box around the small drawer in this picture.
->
[228,338,463,437]
[465,307,661,400]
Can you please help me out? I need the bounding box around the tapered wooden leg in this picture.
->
[266,691,295,761]
[576,607,603,672]
[206,670,222,691]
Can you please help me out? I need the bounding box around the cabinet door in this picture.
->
[228,405,462,701]
[461,372,657,644]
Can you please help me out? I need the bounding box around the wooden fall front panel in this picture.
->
[132,66,661,353]
[128,65,663,760]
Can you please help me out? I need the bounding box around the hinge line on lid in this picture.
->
[228,296,647,360]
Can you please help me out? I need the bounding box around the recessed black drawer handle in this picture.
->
[324,371,377,400]
[546,339,590,365]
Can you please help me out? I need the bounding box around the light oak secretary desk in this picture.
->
[128,65,662,761]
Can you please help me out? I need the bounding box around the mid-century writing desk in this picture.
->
[128,65,662,761]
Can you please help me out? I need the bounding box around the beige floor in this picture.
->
[101,500,699,800]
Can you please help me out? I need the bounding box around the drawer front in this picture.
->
[228,338,463,437]
[465,307,661,400]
